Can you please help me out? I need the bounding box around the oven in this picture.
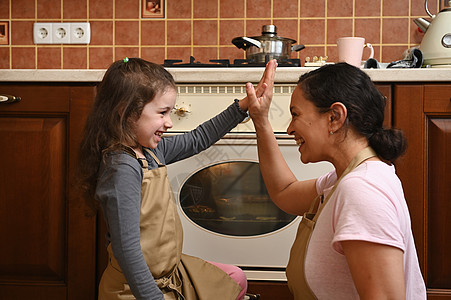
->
[166,82,333,281]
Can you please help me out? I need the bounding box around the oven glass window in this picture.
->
[179,161,296,236]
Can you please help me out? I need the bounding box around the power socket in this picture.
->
[33,23,52,44]
[53,23,70,44]
[33,22,91,44]
[70,23,91,44]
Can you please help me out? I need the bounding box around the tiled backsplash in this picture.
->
[0,0,436,69]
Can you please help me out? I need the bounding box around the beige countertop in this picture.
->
[0,67,450,83]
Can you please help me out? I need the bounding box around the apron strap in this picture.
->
[313,146,377,221]
[306,194,323,215]
[144,148,164,166]
[155,268,185,300]
[117,144,152,169]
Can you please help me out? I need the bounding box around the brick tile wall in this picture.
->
[0,0,436,69]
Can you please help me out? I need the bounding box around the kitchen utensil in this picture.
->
[413,0,451,66]
[387,48,423,68]
[232,25,305,64]
[337,37,374,68]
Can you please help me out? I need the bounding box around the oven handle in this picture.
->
[218,133,297,145]
[164,132,295,144]
[222,133,291,139]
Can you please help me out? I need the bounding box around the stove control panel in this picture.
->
[168,84,296,134]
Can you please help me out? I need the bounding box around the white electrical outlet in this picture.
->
[70,23,91,44]
[53,23,70,44]
[33,22,91,44]
[33,23,52,44]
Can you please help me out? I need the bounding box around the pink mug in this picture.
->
[337,37,374,68]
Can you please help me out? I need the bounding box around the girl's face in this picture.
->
[134,88,176,149]
[287,86,331,164]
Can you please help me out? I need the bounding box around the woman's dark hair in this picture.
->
[77,58,176,213]
[298,62,406,163]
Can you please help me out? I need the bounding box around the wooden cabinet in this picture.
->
[394,84,451,299]
[377,84,393,128]
[0,84,97,300]
[0,81,449,299]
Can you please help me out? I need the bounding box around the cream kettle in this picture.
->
[414,0,451,66]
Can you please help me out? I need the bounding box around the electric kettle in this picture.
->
[414,0,451,67]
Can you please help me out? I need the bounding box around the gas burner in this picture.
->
[163,56,301,67]
[233,58,301,67]
[164,56,230,67]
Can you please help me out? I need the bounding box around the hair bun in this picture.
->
[369,128,407,162]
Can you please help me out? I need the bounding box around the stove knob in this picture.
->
[174,103,191,117]
[442,33,451,48]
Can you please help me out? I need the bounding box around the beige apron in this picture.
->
[286,147,377,300]
[99,149,241,300]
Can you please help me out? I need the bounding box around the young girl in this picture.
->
[77,57,276,300]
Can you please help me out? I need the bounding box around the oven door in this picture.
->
[167,136,333,281]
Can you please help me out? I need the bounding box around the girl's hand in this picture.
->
[238,59,277,114]
[245,60,277,124]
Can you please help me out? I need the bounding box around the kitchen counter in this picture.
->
[1,67,450,83]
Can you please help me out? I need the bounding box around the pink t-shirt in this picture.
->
[304,161,426,299]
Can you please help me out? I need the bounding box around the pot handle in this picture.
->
[232,37,262,49]
[292,44,306,52]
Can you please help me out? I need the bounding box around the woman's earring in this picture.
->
[329,131,334,135]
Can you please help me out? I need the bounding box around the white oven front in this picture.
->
[166,84,333,281]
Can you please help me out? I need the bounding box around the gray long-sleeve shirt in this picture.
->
[96,101,247,299]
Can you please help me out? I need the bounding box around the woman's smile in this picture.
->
[295,136,305,148]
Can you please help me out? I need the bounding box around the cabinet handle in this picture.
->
[0,95,21,104]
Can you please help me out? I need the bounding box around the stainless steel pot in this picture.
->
[232,25,305,64]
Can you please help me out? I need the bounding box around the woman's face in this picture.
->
[287,86,331,164]
[134,87,176,149]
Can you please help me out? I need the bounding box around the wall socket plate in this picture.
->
[70,23,91,44]
[33,22,91,44]
[53,23,70,44]
[33,23,52,44]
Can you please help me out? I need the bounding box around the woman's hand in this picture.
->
[238,59,277,115]
[245,60,277,124]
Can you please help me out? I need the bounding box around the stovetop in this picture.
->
[163,56,301,67]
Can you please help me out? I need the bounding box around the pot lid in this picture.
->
[252,25,297,42]
[262,25,277,36]
[235,25,297,44]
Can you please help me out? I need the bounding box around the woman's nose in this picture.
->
[287,122,294,135]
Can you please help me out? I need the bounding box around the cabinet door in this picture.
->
[68,85,99,298]
[67,85,98,299]
[394,84,451,299]
[424,85,451,295]
[0,84,97,300]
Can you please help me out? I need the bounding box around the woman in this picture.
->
[246,62,426,299]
